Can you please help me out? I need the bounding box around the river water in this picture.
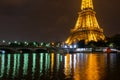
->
[0,52,120,80]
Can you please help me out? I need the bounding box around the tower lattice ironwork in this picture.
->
[66,0,105,44]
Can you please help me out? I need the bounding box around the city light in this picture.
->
[2,40,5,43]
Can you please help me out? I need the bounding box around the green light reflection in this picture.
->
[0,54,5,78]
[7,54,11,76]
[17,54,20,75]
[23,54,28,76]
[57,54,60,71]
[32,53,36,78]
[40,53,43,75]
[47,54,50,70]
[60,55,63,62]
[12,54,17,77]
[45,53,48,71]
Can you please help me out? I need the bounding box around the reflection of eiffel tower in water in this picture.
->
[66,0,105,44]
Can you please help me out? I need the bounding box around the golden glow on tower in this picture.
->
[66,0,105,44]
[81,0,94,10]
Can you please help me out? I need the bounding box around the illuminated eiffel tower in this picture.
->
[66,0,105,44]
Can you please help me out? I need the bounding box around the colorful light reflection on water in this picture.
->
[0,53,120,80]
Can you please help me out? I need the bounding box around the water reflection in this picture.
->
[7,54,11,76]
[86,54,100,80]
[0,53,119,80]
[0,54,5,78]
[32,53,36,79]
[12,54,17,77]
[64,54,72,78]
[23,54,28,76]
[40,53,43,75]
[51,53,54,73]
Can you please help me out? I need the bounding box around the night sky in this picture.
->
[0,0,119,42]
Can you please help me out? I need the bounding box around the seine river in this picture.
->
[0,52,120,80]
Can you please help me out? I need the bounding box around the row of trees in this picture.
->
[77,34,120,49]
[1,41,61,48]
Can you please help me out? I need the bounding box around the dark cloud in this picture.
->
[0,0,119,42]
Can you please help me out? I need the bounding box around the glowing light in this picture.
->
[81,0,94,10]
[46,43,50,47]
[33,42,36,45]
[73,53,81,80]
[51,53,54,72]
[66,0,105,44]
[14,41,17,44]
[64,45,67,48]
[40,53,43,75]
[85,54,100,80]
[23,54,28,75]
[2,50,5,54]
[0,54,5,78]
[45,53,49,70]
[8,42,11,45]
[24,41,29,45]
[32,53,36,78]
[41,42,43,46]
[44,53,50,70]
[74,44,77,48]
[70,45,73,48]
[17,54,20,75]
[52,42,54,45]
[2,40,5,43]
[109,43,114,47]
[64,54,71,76]
[7,54,11,76]
[12,54,17,77]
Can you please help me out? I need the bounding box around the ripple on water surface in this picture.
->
[0,53,120,80]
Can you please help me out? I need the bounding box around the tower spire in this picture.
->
[81,0,94,10]
[66,0,105,44]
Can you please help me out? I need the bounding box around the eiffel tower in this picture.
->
[66,0,105,44]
